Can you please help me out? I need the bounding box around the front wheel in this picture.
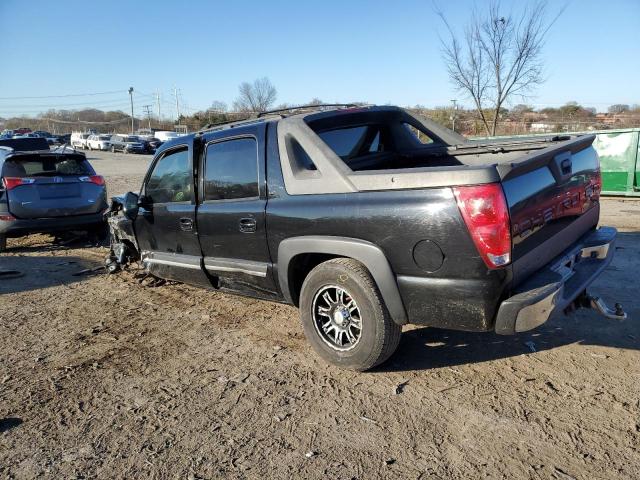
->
[299,258,401,371]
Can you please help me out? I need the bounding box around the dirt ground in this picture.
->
[1,150,638,479]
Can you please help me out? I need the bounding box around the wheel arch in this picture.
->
[277,236,408,325]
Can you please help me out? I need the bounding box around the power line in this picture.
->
[0,89,128,100]
[38,117,132,125]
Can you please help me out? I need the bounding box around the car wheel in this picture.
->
[299,258,401,371]
[0,235,6,252]
[88,144,92,151]
[111,145,116,153]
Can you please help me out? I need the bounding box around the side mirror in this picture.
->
[122,191,140,221]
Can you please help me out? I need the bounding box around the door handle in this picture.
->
[239,218,257,233]
[179,217,194,232]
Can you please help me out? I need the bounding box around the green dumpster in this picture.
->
[475,128,640,196]
[593,128,640,196]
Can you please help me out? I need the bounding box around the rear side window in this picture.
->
[317,125,390,159]
[403,123,433,144]
[2,156,94,177]
[145,148,192,203]
[204,138,258,201]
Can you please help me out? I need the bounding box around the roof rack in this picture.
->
[197,103,369,135]
[256,103,362,118]
[197,115,277,134]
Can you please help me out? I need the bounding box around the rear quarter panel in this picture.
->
[265,127,510,330]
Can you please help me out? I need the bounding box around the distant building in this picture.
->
[530,122,553,132]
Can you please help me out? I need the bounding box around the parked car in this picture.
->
[71,132,91,149]
[109,135,145,154]
[32,131,59,145]
[57,134,72,145]
[130,135,163,154]
[0,138,108,251]
[148,137,163,153]
[154,131,181,143]
[105,105,624,371]
[87,134,112,151]
[12,133,39,139]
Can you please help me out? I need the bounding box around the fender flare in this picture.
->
[277,236,408,325]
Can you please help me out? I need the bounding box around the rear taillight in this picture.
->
[80,175,105,186]
[453,183,511,269]
[2,177,35,190]
[0,214,16,221]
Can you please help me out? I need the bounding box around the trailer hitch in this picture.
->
[569,291,627,320]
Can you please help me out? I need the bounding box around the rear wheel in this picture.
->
[111,145,116,153]
[299,258,401,371]
[0,235,6,252]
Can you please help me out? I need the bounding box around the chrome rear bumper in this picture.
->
[495,227,620,334]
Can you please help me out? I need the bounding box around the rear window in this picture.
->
[2,155,94,177]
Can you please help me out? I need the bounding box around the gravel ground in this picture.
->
[0,151,638,479]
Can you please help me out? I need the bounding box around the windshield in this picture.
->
[125,136,139,142]
[2,155,94,177]
[99,135,110,140]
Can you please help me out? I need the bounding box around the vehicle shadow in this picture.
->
[378,230,639,372]
[0,255,102,295]
[3,233,107,254]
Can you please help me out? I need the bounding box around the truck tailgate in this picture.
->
[499,135,602,286]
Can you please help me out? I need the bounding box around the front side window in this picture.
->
[145,148,192,203]
[204,138,258,201]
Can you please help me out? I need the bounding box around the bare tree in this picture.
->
[233,77,277,112]
[209,100,228,113]
[438,1,562,136]
[608,104,630,114]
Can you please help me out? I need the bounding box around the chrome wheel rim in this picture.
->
[312,285,362,351]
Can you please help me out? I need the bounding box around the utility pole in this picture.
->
[173,86,181,123]
[155,90,161,123]
[128,87,135,133]
[143,105,153,129]
[450,99,458,132]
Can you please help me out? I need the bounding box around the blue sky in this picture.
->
[0,0,638,118]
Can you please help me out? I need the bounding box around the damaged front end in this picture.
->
[105,195,140,273]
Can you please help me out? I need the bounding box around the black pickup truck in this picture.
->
[106,105,625,370]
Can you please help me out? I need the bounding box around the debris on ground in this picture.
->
[393,381,408,395]
[72,265,106,276]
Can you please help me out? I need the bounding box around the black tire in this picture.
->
[0,235,6,252]
[111,145,116,153]
[299,258,401,371]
